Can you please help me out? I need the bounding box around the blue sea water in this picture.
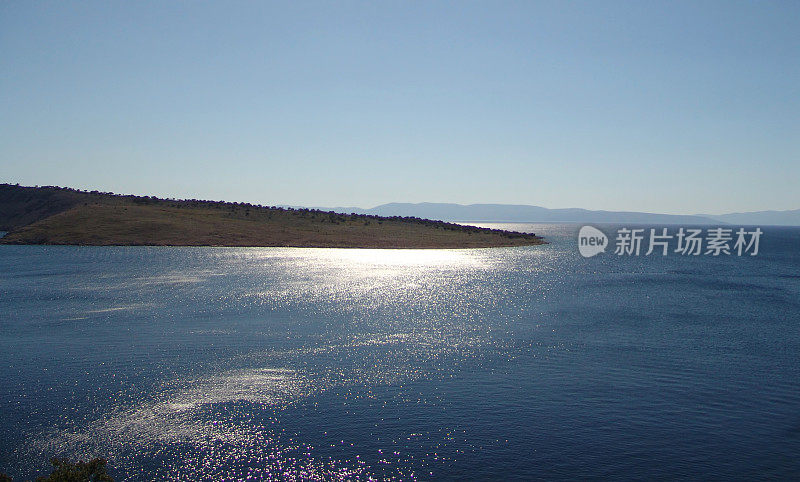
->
[0,224,799,480]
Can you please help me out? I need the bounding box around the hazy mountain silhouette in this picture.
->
[699,209,800,226]
[318,203,800,225]
[322,203,716,224]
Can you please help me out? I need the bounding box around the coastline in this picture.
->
[0,185,544,249]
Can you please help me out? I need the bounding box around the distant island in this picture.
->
[313,202,800,226]
[0,184,544,248]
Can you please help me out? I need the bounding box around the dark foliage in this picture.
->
[35,458,114,482]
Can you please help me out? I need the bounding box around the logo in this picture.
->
[578,225,762,257]
[578,225,608,257]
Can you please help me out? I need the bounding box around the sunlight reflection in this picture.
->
[237,247,486,272]
[312,248,479,267]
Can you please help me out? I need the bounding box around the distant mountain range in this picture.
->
[312,203,800,226]
[699,210,800,226]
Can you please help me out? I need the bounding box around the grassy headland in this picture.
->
[0,184,544,248]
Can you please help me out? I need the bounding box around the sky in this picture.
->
[1,1,798,214]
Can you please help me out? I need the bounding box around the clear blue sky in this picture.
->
[1,1,798,214]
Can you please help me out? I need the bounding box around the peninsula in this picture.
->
[0,184,544,248]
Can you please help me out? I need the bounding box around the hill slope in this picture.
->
[0,185,544,248]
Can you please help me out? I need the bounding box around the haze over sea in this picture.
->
[1,224,799,480]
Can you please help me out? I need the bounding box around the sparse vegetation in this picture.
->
[0,184,544,248]
[0,458,113,482]
[36,458,113,482]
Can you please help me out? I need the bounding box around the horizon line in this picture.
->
[3,182,798,218]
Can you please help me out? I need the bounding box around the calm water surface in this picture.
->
[1,224,799,480]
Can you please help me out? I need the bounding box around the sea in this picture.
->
[0,223,798,480]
